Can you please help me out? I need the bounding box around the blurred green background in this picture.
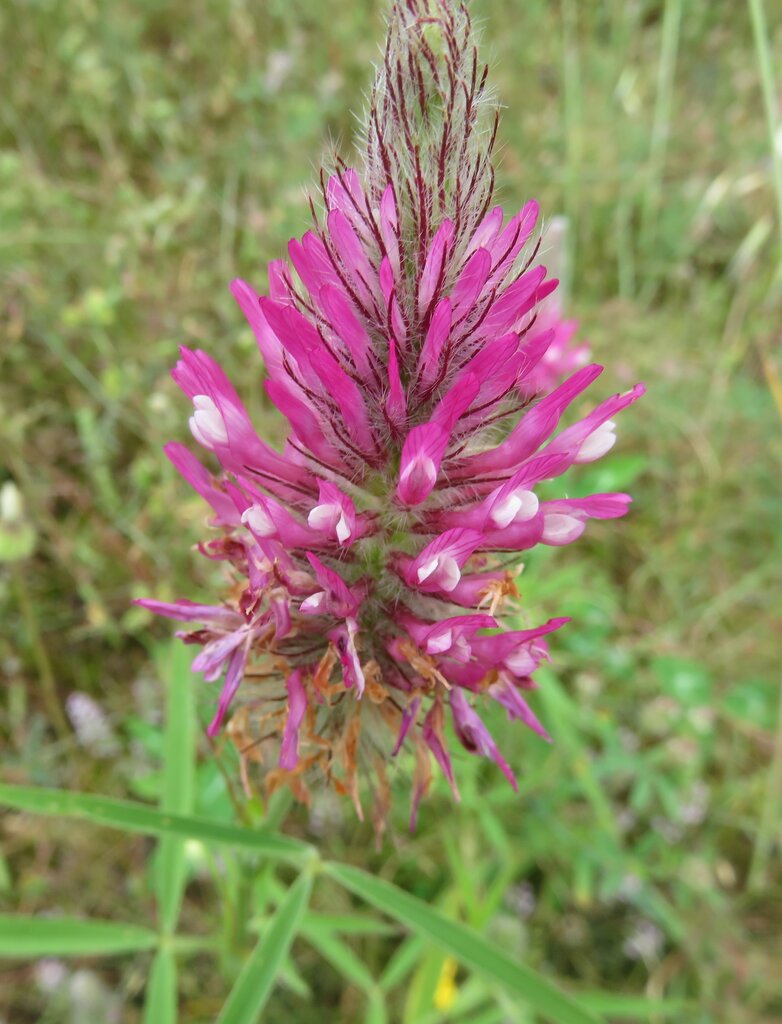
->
[1,0,781,1021]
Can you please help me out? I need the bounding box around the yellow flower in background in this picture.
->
[434,956,459,1011]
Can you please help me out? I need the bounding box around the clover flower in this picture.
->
[139,0,643,827]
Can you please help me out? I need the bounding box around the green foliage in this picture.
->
[218,871,314,1024]
[143,948,178,1024]
[0,782,311,865]
[0,915,158,958]
[325,863,601,1024]
[1,0,782,1021]
[155,642,196,934]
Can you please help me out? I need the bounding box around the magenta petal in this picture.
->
[396,422,449,505]
[422,701,459,798]
[164,443,239,525]
[544,383,646,465]
[484,201,539,284]
[451,247,492,316]
[468,618,569,665]
[328,616,365,696]
[192,630,246,681]
[418,219,454,315]
[278,669,308,770]
[450,688,518,792]
[479,265,548,336]
[288,231,340,296]
[544,493,633,520]
[303,553,359,617]
[265,378,342,463]
[134,598,240,625]
[379,185,401,277]
[417,298,452,389]
[386,335,407,424]
[403,528,484,594]
[464,205,504,257]
[230,279,286,380]
[393,696,422,756]
[318,284,372,377]
[489,677,551,742]
[206,643,248,737]
[456,363,604,476]
[327,208,376,305]
[430,371,481,432]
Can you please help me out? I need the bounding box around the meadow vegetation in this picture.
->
[1,0,781,1021]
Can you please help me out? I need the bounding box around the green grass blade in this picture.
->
[217,870,313,1024]
[638,0,683,268]
[0,914,158,958]
[302,924,376,991]
[580,993,693,1017]
[143,947,178,1024]
[156,642,196,933]
[0,783,312,864]
[748,0,782,267]
[536,668,621,843]
[302,912,398,937]
[379,933,427,992]
[325,864,602,1024]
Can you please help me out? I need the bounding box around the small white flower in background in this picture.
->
[652,815,684,844]
[264,50,294,93]
[34,958,67,993]
[308,789,344,837]
[618,726,640,752]
[623,919,664,962]
[0,480,36,562]
[0,481,22,521]
[677,780,710,827]
[615,873,643,903]
[616,808,637,834]
[65,693,119,758]
[69,970,121,1024]
[507,881,537,920]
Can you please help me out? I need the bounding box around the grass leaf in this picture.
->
[325,863,602,1024]
[580,993,694,1017]
[302,924,376,991]
[0,914,157,958]
[156,642,196,933]
[143,947,178,1024]
[379,933,427,992]
[0,783,312,864]
[217,870,313,1024]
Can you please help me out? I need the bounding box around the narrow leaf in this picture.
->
[580,993,693,1017]
[143,947,177,1024]
[302,925,376,991]
[218,870,313,1024]
[536,668,620,842]
[0,783,312,865]
[303,911,397,937]
[325,864,602,1024]
[379,934,427,991]
[0,915,157,958]
[156,642,196,933]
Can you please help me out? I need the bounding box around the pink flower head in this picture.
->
[139,0,643,828]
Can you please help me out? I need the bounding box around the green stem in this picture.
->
[561,0,582,274]
[748,340,782,889]
[638,0,682,282]
[12,563,69,738]
[748,0,782,270]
